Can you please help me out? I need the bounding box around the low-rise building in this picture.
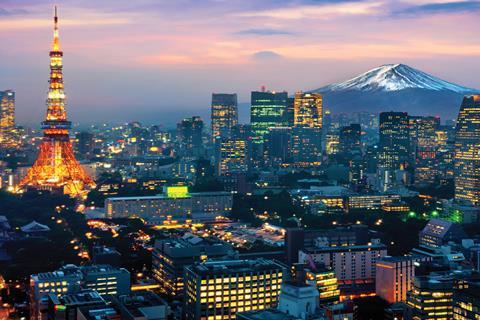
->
[115,291,169,320]
[418,219,466,249]
[152,234,233,298]
[81,265,131,297]
[46,290,106,320]
[375,255,430,304]
[183,259,286,320]
[299,240,387,286]
[105,186,232,223]
[30,265,83,320]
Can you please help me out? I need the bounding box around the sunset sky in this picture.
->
[1,0,480,125]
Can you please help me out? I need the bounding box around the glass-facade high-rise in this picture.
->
[211,93,238,141]
[409,116,440,184]
[250,91,288,143]
[454,95,480,206]
[378,112,411,170]
[216,138,248,175]
[293,92,323,128]
[292,92,323,163]
[177,116,204,157]
[0,90,16,148]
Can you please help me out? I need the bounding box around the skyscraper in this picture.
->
[75,131,94,160]
[216,137,248,175]
[264,127,292,167]
[0,90,16,148]
[177,116,204,157]
[409,116,440,184]
[339,123,362,155]
[211,93,238,141]
[378,112,410,170]
[293,92,323,128]
[292,92,323,163]
[250,90,288,143]
[454,95,480,206]
[18,7,95,196]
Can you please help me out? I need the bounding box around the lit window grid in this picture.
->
[184,270,283,320]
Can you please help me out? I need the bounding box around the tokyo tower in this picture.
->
[18,7,95,197]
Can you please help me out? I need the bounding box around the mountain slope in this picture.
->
[311,64,477,119]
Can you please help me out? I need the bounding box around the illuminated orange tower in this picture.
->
[18,7,95,197]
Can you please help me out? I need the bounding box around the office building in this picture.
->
[183,259,286,320]
[216,137,248,175]
[305,267,340,303]
[406,274,454,320]
[211,93,238,141]
[339,123,361,155]
[349,155,366,188]
[0,90,16,148]
[291,126,322,164]
[453,282,480,320]
[75,131,95,160]
[293,92,323,128]
[292,92,323,164]
[298,241,387,285]
[378,112,411,171]
[454,95,480,206]
[409,116,440,184]
[152,234,233,298]
[177,116,204,157]
[105,186,233,223]
[264,127,292,167]
[250,90,288,143]
[80,264,131,297]
[375,256,429,304]
[418,219,466,249]
[30,265,83,320]
[47,290,106,320]
[115,291,170,320]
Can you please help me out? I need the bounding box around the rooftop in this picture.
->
[61,290,105,305]
[186,259,286,276]
[238,309,299,320]
[117,291,168,318]
[106,191,231,201]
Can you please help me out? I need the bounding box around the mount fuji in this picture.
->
[311,64,477,119]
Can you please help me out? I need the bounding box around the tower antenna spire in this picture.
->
[52,5,60,51]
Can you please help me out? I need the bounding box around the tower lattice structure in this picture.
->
[18,7,95,197]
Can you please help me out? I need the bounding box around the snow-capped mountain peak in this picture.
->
[320,64,475,93]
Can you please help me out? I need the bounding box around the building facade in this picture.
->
[292,92,323,164]
[378,112,411,171]
[177,116,204,157]
[375,256,428,304]
[250,90,288,143]
[183,259,286,320]
[454,95,480,206]
[0,90,16,148]
[105,187,233,223]
[216,137,248,175]
[211,93,238,141]
[152,235,233,298]
[299,242,388,284]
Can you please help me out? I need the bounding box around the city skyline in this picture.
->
[1,0,480,125]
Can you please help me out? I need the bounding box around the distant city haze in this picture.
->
[1,0,480,126]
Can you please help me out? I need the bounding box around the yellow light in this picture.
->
[166,186,189,198]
